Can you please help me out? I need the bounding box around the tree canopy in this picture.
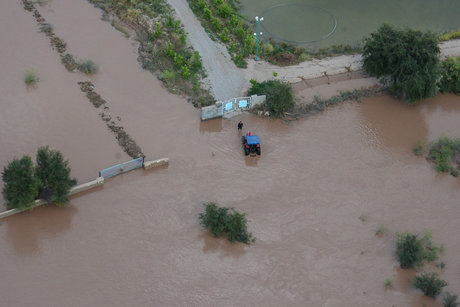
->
[362,24,441,103]
[248,79,294,117]
[1,147,76,209]
[2,156,38,209]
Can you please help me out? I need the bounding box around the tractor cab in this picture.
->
[242,132,261,156]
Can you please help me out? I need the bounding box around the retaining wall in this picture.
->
[144,158,169,170]
[201,95,266,120]
[0,158,169,220]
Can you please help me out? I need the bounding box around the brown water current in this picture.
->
[1,1,460,306]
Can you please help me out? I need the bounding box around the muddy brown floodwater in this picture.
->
[1,0,460,306]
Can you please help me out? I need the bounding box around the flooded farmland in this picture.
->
[0,0,459,306]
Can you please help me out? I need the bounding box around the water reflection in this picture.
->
[422,93,460,114]
[6,204,77,255]
[199,231,246,258]
[199,118,223,133]
[357,96,428,153]
[244,155,260,167]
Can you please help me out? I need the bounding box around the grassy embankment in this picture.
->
[88,0,215,107]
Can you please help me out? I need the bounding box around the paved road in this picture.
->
[167,0,246,101]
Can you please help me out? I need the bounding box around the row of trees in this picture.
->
[2,147,76,209]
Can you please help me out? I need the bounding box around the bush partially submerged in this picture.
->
[443,292,459,307]
[2,156,39,209]
[413,140,426,156]
[199,202,254,244]
[24,70,39,85]
[414,272,448,298]
[1,147,76,209]
[248,79,294,117]
[363,24,440,103]
[426,137,460,177]
[396,231,441,269]
[78,59,99,74]
[36,146,77,205]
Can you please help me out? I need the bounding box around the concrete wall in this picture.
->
[201,95,266,121]
[0,157,170,220]
[0,176,105,220]
[251,94,266,107]
[143,158,169,170]
[201,101,223,121]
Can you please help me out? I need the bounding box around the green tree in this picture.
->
[414,273,448,298]
[2,156,38,209]
[35,146,77,205]
[362,24,441,103]
[248,79,295,117]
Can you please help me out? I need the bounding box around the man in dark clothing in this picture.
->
[237,121,243,130]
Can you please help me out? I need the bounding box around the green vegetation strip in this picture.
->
[439,29,460,42]
[88,0,214,107]
[187,0,255,68]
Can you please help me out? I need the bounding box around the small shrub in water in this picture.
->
[199,202,254,244]
[413,272,447,298]
[443,292,459,307]
[413,140,426,156]
[384,278,393,289]
[376,224,387,237]
[24,70,39,85]
[78,59,99,74]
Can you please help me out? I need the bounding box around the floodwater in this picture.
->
[1,0,460,306]
[238,0,460,48]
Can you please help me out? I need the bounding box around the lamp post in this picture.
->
[254,16,263,61]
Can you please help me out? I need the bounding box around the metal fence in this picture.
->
[99,157,144,180]
[222,96,251,114]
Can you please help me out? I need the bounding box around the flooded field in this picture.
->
[1,0,459,306]
[238,0,460,48]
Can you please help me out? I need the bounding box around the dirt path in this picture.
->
[167,0,245,101]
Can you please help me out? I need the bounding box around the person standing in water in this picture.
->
[237,121,243,130]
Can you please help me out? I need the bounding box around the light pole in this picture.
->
[254,16,263,61]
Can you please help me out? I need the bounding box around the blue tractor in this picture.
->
[242,132,261,156]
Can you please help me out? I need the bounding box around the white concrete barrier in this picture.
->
[0,176,105,220]
[143,158,169,170]
[0,158,168,219]
[69,176,104,195]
